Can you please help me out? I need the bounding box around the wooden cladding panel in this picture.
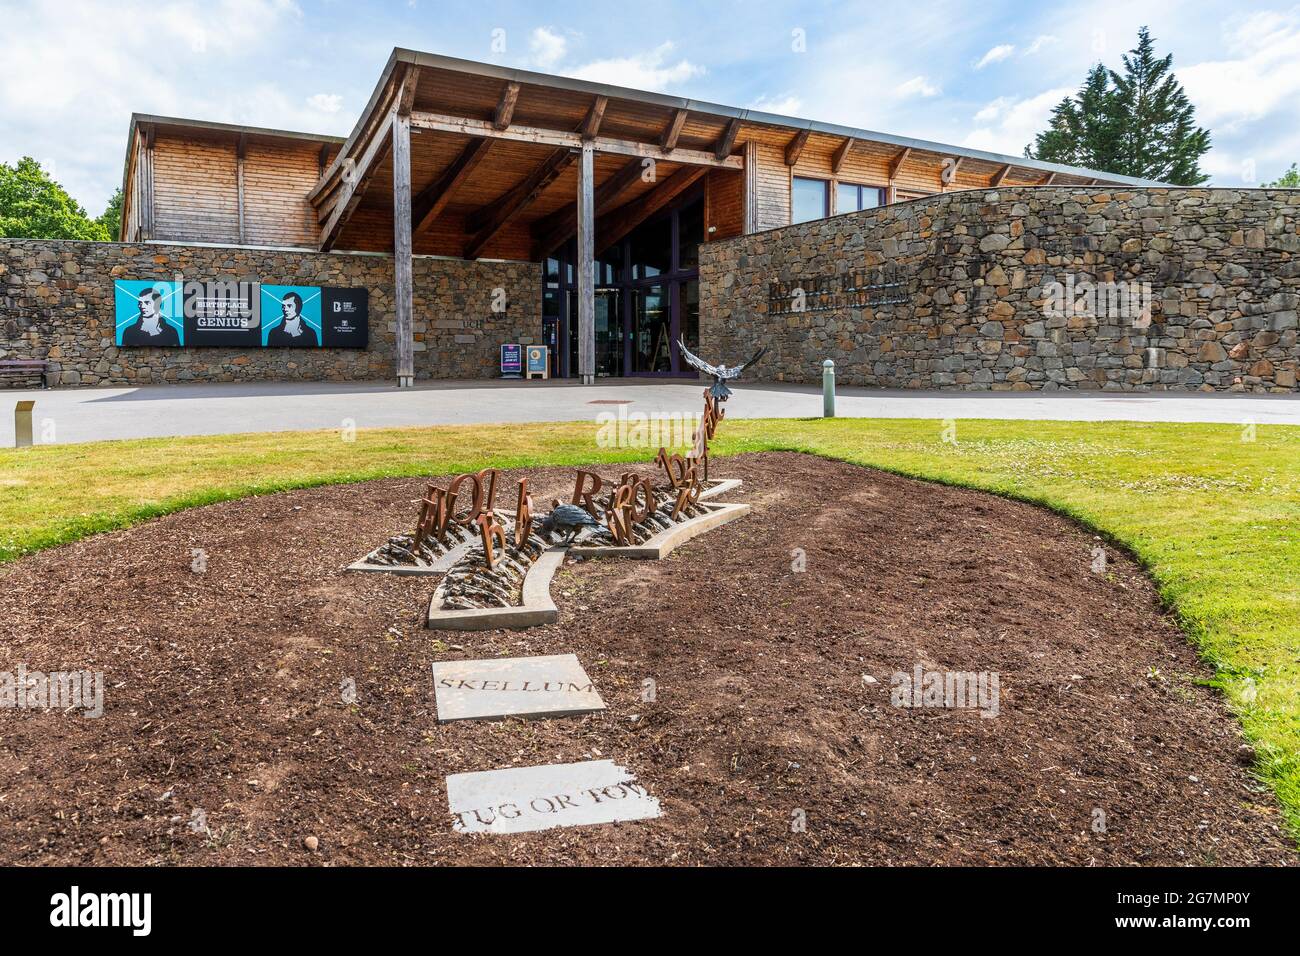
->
[151,132,336,247]
[152,134,240,244]
[749,140,791,231]
[705,168,744,241]
[243,139,325,247]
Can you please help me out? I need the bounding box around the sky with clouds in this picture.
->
[1,0,1295,215]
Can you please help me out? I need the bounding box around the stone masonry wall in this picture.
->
[699,186,1300,391]
[0,239,540,387]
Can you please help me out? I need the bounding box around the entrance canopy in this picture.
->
[308,49,1160,264]
[310,51,746,262]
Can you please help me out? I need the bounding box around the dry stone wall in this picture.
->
[0,239,540,386]
[699,186,1300,392]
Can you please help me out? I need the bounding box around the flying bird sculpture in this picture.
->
[539,502,602,545]
[677,338,769,403]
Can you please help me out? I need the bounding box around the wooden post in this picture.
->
[576,142,595,385]
[392,110,415,388]
[236,133,247,244]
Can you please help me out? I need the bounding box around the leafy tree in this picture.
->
[1264,164,1300,188]
[0,156,111,241]
[96,187,124,239]
[1027,27,1210,185]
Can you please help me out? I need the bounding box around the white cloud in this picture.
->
[975,44,1015,69]
[307,93,343,114]
[529,26,568,69]
[1179,9,1300,131]
[895,75,941,98]
[567,41,704,91]
[974,96,1013,123]
[0,0,304,211]
[750,93,803,116]
[962,87,1072,156]
[1024,35,1058,56]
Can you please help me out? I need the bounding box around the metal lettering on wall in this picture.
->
[112,279,369,349]
[768,265,908,316]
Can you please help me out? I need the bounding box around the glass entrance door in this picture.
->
[594,289,623,377]
[631,286,671,373]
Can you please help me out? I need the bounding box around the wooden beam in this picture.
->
[413,137,494,234]
[318,110,394,251]
[784,129,810,167]
[493,82,520,130]
[465,148,576,259]
[713,118,741,162]
[831,137,856,176]
[888,147,911,180]
[397,65,420,116]
[318,143,331,176]
[597,165,707,253]
[392,111,414,388]
[532,157,645,258]
[576,143,595,385]
[581,95,608,139]
[660,109,688,151]
[886,147,911,205]
[307,77,401,205]
[941,155,963,189]
[410,110,742,169]
[235,133,247,244]
[1043,171,1057,185]
[992,163,1013,186]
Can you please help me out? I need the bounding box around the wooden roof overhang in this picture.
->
[309,56,742,261]
[307,49,1169,261]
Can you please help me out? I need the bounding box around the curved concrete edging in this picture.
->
[422,479,750,629]
[568,501,751,561]
[425,546,565,631]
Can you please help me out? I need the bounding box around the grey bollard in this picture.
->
[822,359,835,418]
[15,400,35,448]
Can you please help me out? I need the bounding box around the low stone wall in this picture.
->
[699,186,1300,392]
[0,239,540,387]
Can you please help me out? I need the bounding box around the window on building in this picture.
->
[836,183,884,214]
[792,177,829,224]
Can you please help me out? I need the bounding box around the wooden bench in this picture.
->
[0,359,52,389]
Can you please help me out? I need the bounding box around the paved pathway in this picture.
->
[3,378,1298,445]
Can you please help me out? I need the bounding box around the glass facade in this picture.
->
[792,176,829,223]
[545,188,704,378]
[837,182,884,214]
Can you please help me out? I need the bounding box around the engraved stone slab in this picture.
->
[447,760,662,834]
[431,653,605,722]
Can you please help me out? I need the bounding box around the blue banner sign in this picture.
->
[113,279,368,349]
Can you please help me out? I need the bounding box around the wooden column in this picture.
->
[236,133,247,244]
[392,110,415,388]
[576,142,595,385]
[743,141,758,234]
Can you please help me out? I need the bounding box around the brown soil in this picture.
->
[0,452,1292,866]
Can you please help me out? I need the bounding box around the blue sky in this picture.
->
[2,0,1296,214]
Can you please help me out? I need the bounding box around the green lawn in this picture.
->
[2,417,1298,841]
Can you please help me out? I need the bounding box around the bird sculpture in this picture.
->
[677,337,768,403]
[539,502,602,544]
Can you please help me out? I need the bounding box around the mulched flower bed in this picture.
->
[0,452,1292,865]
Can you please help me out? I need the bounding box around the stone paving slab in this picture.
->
[446,760,661,834]
[431,653,605,722]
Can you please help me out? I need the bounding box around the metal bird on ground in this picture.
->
[539,502,602,544]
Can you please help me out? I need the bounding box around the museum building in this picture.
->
[7,47,1297,393]
[110,48,1154,384]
